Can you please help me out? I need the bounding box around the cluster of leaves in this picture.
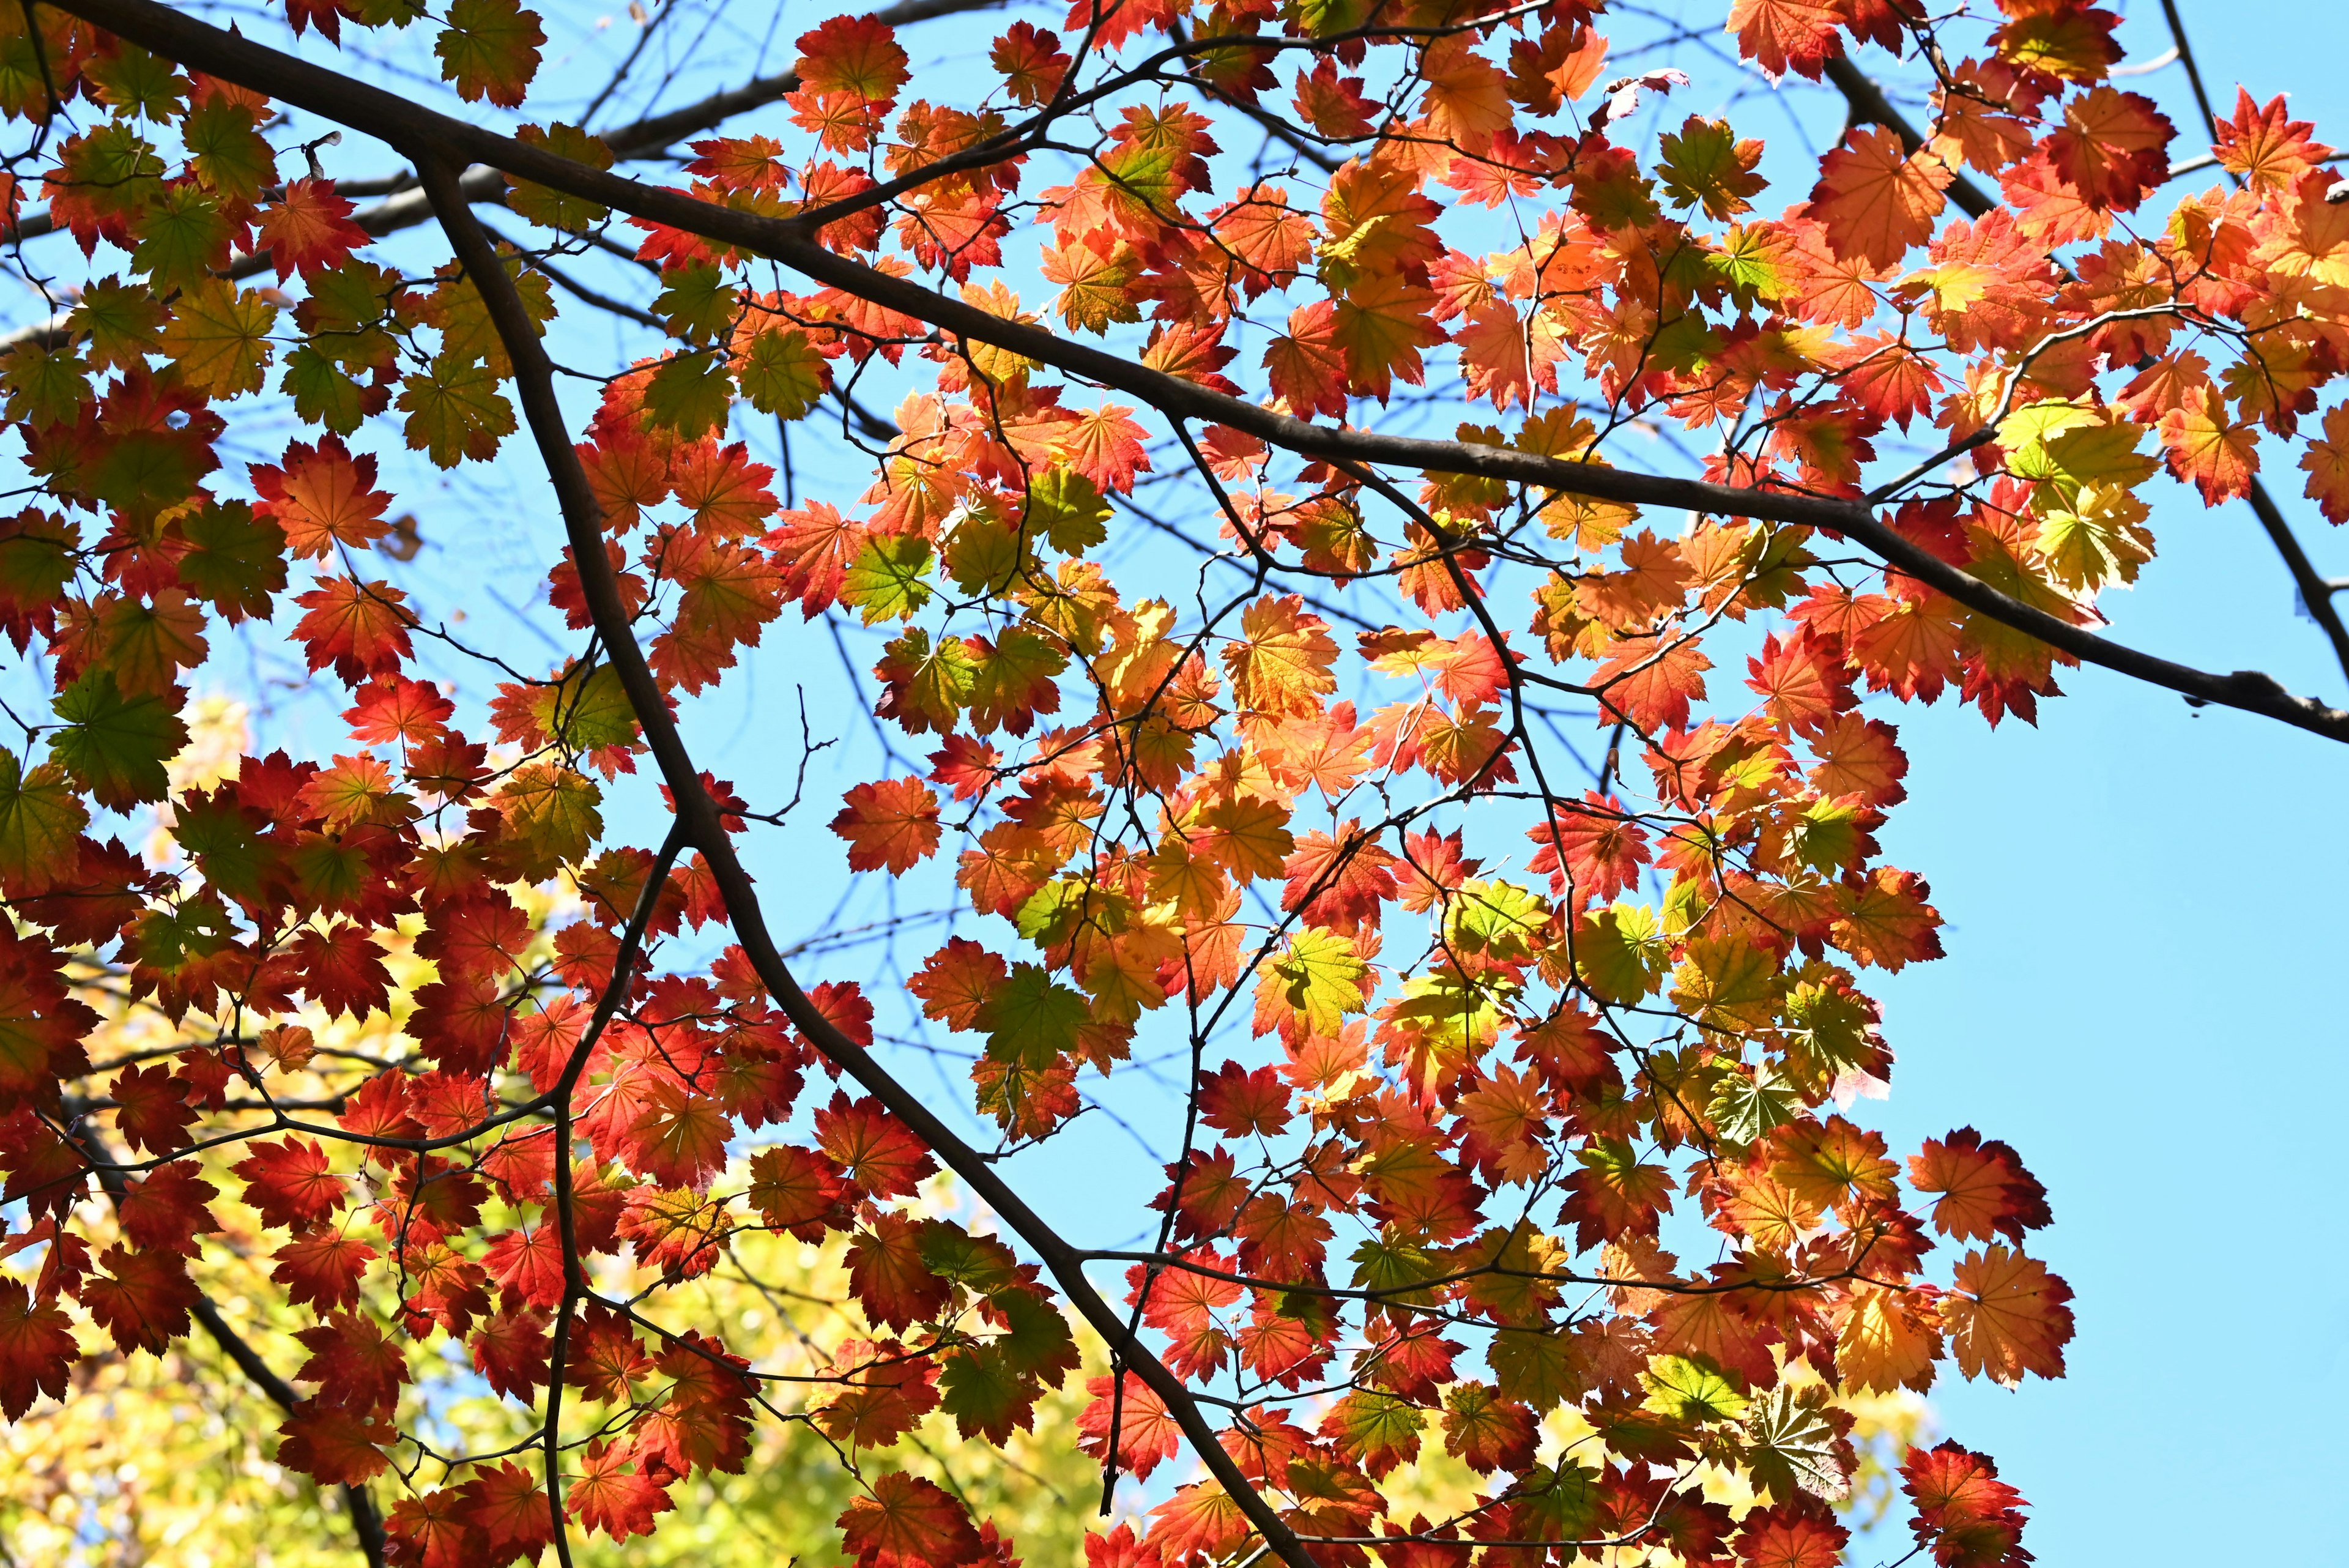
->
[0,0,2339,1564]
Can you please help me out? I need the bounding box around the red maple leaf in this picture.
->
[277,1399,396,1485]
[1901,1442,2031,1568]
[568,1438,673,1540]
[233,1137,348,1230]
[829,776,942,874]
[1197,1060,1293,1139]
[256,179,371,281]
[0,1278,75,1418]
[292,577,416,685]
[839,1470,987,1568]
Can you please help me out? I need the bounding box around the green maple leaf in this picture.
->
[0,512,78,614]
[1021,466,1110,555]
[509,121,612,231]
[533,662,638,754]
[86,43,185,124]
[1573,901,1668,1005]
[738,328,829,420]
[1327,1390,1424,1472]
[180,97,277,201]
[176,500,288,623]
[841,535,935,625]
[1737,1386,1851,1503]
[1641,1354,1748,1425]
[976,963,1086,1069]
[986,1285,1077,1378]
[1711,225,1793,306]
[281,346,369,436]
[299,261,403,373]
[435,0,545,108]
[399,352,516,468]
[0,752,88,896]
[1486,1326,1577,1412]
[1707,1065,1800,1150]
[941,513,1033,596]
[1444,878,1548,961]
[640,350,733,440]
[47,670,187,811]
[128,184,229,292]
[967,626,1066,735]
[495,762,603,879]
[876,628,979,733]
[0,343,92,429]
[158,280,278,400]
[69,280,166,372]
[1658,116,1768,220]
[1266,929,1370,1036]
[651,264,738,343]
[1508,1462,1599,1542]
[937,1343,1034,1444]
[170,792,273,905]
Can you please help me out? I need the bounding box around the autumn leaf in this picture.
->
[1805,125,1950,269]
[436,0,545,108]
[830,777,941,873]
[839,1471,986,1568]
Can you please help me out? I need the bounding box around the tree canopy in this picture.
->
[0,0,2339,1565]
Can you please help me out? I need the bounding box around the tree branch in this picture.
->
[1830,38,2349,696]
[44,0,2349,732]
[409,155,1325,1568]
[73,1128,386,1568]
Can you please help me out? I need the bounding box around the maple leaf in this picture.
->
[1330,272,1444,401]
[2214,89,2331,194]
[2045,87,2172,212]
[0,752,87,896]
[816,1093,937,1200]
[846,1212,951,1330]
[1731,1498,1849,1568]
[1725,0,1845,81]
[257,179,370,280]
[1909,1128,2052,1245]
[233,1137,347,1230]
[400,354,518,467]
[81,1244,198,1354]
[1197,1060,1293,1138]
[1223,595,1339,717]
[840,1471,987,1568]
[1282,823,1398,934]
[47,669,187,811]
[1660,116,1768,218]
[2159,390,2259,503]
[1805,126,1951,269]
[0,1277,74,1419]
[273,1229,379,1313]
[293,577,415,686]
[462,1460,554,1552]
[1940,1245,2073,1386]
[436,0,544,108]
[252,433,393,559]
[276,1400,396,1487]
[1058,404,1151,492]
[568,1438,672,1540]
[830,776,941,873]
[1901,1442,2031,1568]
[160,278,276,399]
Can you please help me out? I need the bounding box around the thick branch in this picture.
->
[36,0,2349,714]
[409,158,1324,1568]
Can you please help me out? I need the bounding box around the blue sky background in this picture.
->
[9,0,2346,1559]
